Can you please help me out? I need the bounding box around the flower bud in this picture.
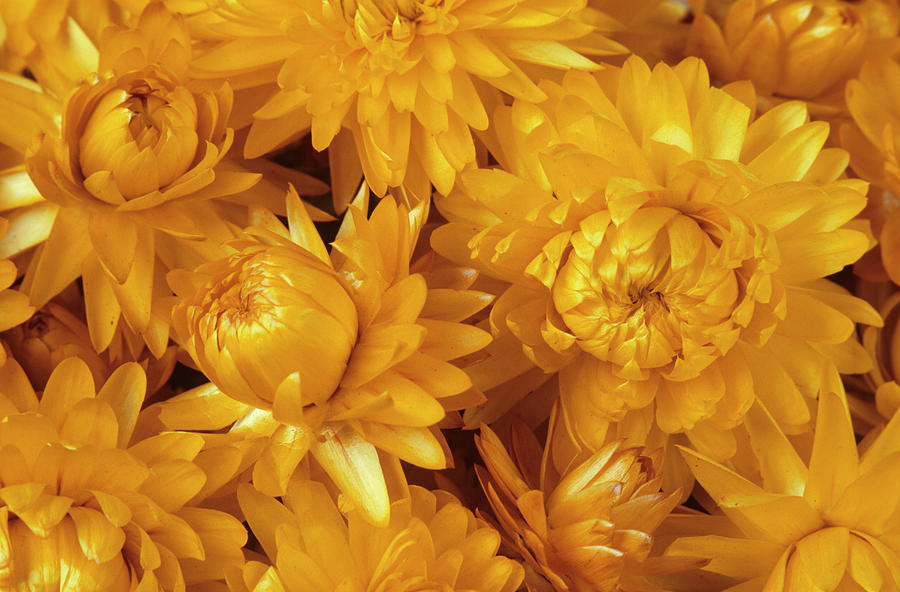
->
[687,0,900,100]
[173,243,359,408]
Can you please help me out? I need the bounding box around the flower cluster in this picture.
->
[1,0,900,590]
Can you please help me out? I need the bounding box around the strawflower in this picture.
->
[476,410,696,591]
[2,299,177,393]
[188,0,627,200]
[664,366,900,591]
[433,55,880,465]
[21,4,261,356]
[231,480,524,592]
[167,189,492,525]
[0,355,246,590]
[684,0,900,110]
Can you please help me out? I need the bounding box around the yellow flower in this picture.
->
[230,481,524,592]
[476,409,694,592]
[685,0,900,107]
[189,0,626,201]
[2,299,177,392]
[167,189,492,525]
[0,355,246,590]
[663,365,900,591]
[433,56,879,463]
[22,4,260,356]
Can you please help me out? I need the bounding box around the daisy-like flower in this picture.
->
[432,56,880,463]
[167,188,492,525]
[663,365,900,591]
[230,480,523,592]
[476,409,694,592]
[188,0,625,201]
[0,355,246,590]
[22,4,260,356]
[685,0,900,110]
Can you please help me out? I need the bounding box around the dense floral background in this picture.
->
[1,0,899,590]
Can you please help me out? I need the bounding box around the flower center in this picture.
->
[550,201,780,379]
[336,0,453,46]
[78,73,200,198]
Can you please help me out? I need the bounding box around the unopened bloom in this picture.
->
[686,0,900,106]
[23,4,259,355]
[189,0,626,201]
[231,481,523,592]
[168,190,492,525]
[433,56,879,462]
[664,367,900,591]
[0,356,246,590]
[476,412,692,591]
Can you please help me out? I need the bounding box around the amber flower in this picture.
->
[168,189,491,524]
[20,4,260,356]
[2,299,177,393]
[433,56,879,462]
[230,481,523,592]
[0,355,246,590]
[476,410,694,592]
[685,0,900,108]
[188,0,627,200]
[664,366,900,591]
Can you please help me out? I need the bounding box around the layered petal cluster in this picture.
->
[476,413,689,591]
[664,367,900,592]
[2,300,177,392]
[685,0,900,108]
[167,189,492,524]
[232,481,523,592]
[189,0,625,199]
[0,355,246,590]
[433,56,879,461]
[23,4,260,356]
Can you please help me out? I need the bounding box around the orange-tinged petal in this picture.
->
[310,424,390,526]
[805,387,858,513]
[40,356,96,428]
[67,506,127,563]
